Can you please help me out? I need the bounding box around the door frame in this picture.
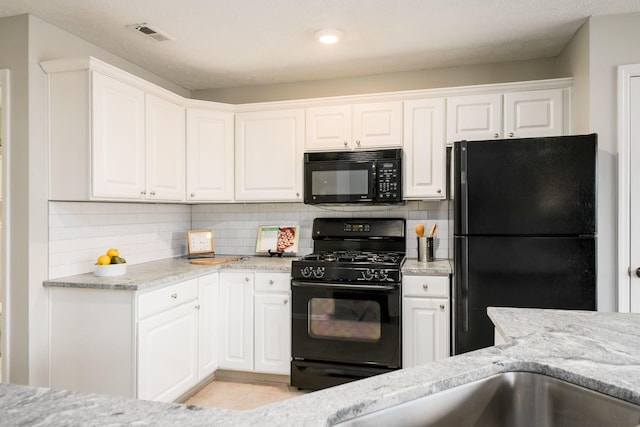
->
[1,68,10,381]
[617,64,640,312]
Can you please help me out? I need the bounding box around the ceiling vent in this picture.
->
[127,23,174,42]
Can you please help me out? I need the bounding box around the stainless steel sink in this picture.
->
[336,372,640,427]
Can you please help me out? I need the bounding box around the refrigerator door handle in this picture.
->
[461,237,469,332]
[459,143,469,235]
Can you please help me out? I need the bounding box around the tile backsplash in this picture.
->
[49,200,450,279]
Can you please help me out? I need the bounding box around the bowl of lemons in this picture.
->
[94,248,127,277]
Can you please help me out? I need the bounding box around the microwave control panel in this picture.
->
[376,160,401,201]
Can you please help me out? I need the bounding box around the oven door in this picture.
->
[303,160,375,204]
[291,280,401,367]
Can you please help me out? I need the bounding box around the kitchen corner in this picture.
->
[2,307,640,425]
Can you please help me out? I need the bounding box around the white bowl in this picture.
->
[94,263,127,277]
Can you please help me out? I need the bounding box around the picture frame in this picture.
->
[255,225,300,256]
[187,229,215,258]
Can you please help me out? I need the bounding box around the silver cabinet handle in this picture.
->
[171,293,177,299]
[440,304,445,310]
[508,132,514,137]
[268,280,274,285]
[356,140,361,146]
[493,133,499,138]
[140,190,146,195]
[283,299,289,305]
[245,277,250,282]
[422,284,429,290]
[436,189,442,194]
[190,192,195,197]
[636,268,640,278]
[195,304,201,310]
[150,190,156,196]
[343,141,348,146]
[296,192,300,197]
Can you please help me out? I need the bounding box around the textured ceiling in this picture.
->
[2,0,640,91]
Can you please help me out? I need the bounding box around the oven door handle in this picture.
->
[291,281,398,291]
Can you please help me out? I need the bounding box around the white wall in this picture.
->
[0,13,193,387]
[193,58,558,104]
[558,12,640,311]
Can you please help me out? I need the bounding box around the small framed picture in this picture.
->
[187,229,215,258]
[256,225,299,256]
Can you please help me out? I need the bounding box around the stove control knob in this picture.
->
[376,269,389,281]
[313,267,325,278]
[362,269,375,281]
[301,267,313,278]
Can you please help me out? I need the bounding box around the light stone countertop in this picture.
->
[43,256,452,291]
[2,307,640,426]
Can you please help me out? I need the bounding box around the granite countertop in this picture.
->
[2,307,639,426]
[43,256,452,291]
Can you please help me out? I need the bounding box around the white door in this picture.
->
[218,273,254,370]
[504,89,564,138]
[446,94,502,144]
[352,101,403,149]
[254,292,291,375]
[91,71,146,199]
[138,302,199,402]
[630,76,640,312]
[198,273,219,380]
[402,297,449,368]
[145,93,186,201]
[186,108,234,201]
[235,109,304,201]
[305,105,352,151]
[403,98,446,199]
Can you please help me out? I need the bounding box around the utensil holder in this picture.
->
[417,237,427,262]
[426,237,434,261]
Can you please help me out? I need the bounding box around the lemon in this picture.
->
[97,255,111,265]
[106,248,119,257]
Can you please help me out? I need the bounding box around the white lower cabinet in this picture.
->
[402,275,450,368]
[138,300,199,402]
[218,272,291,375]
[49,274,218,402]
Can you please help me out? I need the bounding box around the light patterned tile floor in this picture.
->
[185,379,307,410]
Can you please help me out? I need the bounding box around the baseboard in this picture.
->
[213,369,290,385]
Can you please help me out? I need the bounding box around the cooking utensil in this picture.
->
[414,224,425,237]
[428,223,438,238]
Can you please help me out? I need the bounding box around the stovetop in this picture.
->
[292,250,406,283]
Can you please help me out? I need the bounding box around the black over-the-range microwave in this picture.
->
[303,148,403,205]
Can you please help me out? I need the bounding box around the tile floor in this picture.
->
[185,379,307,410]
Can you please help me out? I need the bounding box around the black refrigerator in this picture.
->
[453,134,597,355]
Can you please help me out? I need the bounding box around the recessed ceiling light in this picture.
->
[315,28,343,45]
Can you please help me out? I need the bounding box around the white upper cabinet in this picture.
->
[186,108,234,202]
[235,109,304,202]
[403,98,446,199]
[91,71,147,199]
[306,101,403,151]
[503,89,563,138]
[446,93,503,144]
[446,88,565,144]
[145,93,186,202]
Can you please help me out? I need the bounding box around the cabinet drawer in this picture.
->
[254,273,290,293]
[403,275,449,298]
[138,279,198,319]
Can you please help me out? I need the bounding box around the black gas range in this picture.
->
[290,218,406,391]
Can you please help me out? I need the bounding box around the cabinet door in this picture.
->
[138,302,199,402]
[446,94,502,144]
[403,99,446,199]
[235,109,304,201]
[352,101,403,149]
[402,297,449,368]
[92,71,146,199]
[254,292,291,375]
[218,273,254,371]
[504,89,563,138]
[145,93,186,201]
[186,108,234,201]
[198,273,219,380]
[305,105,352,151]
